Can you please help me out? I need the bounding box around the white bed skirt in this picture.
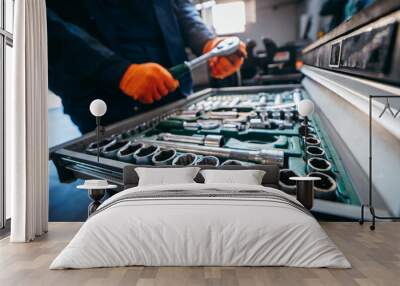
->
[50,183,351,269]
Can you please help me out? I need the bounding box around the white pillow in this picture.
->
[135,167,200,186]
[200,169,266,185]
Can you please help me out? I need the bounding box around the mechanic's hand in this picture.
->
[203,37,247,80]
[119,63,179,104]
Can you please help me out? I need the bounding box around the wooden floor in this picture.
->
[0,222,399,286]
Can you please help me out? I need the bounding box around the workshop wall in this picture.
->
[300,0,325,41]
[207,0,302,47]
[240,0,301,47]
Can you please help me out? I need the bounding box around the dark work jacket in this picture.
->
[47,0,214,133]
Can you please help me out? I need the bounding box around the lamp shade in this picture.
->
[298,99,315,117]
[90,99,107,117]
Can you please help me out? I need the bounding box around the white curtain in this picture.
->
[9,0,48,242]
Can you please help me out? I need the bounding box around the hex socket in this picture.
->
[152,149,177,166]
[279,169,300,195]
[134,145,160,165]
[195,156,220,167]
[304,146,325,162]
[305,137,321,147]
[102,140,129,159]
[221,159,243,166]
[308,172,337,200]
[307,157,332,173]
[172,153,198,166]
[306,146,325,157]
[86,138,114,155]
[117,142,144,163]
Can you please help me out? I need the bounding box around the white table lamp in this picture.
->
[298,99,315,138]
[90,99,107,162]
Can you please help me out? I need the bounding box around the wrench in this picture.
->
[169,37,241,79]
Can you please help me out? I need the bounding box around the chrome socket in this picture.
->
[204,135,224,147]
[271,111,281,120]
[279,169,301,195]
[195,156,220,167]
[308,172,337,200]
[102,140,130,159]
[86,138,115,155]
[307,157,332,173]
[305,137,321,147]
[152,149,177,166]
[305,146,325,161]
[172,153,199,166]
[221,159,243,166]
[134,145,160,165]
[117,142,144,163]
[284,111,295,121]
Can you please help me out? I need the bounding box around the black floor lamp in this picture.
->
[360,95,400,230]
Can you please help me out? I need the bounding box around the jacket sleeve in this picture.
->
[173,0,215,56]
[47,8,131,91]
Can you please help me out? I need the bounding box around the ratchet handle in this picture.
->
[157,120,184,131]
[169,63,190,79]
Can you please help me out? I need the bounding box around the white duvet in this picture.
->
[50,183,351,269]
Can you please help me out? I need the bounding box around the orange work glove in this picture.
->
[203,37,247,80]
[119,63,179,104]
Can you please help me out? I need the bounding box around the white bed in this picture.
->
[50,183,351,269]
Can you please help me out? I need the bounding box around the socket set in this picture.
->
[51,86,359,210]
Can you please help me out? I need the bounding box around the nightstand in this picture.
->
[290,177,321,210]
[77,180,117,216]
